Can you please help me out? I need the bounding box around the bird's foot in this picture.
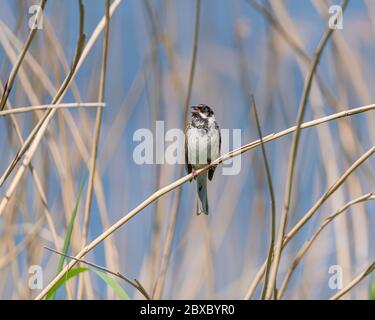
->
[192,169,199,180]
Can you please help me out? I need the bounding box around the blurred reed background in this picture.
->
[0,0,375,300]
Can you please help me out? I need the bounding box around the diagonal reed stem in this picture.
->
[35,102,375,300]
[265,0,349,299]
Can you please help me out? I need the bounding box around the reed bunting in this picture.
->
[185,104,221,215]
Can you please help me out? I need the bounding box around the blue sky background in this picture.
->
[0,0,375,299]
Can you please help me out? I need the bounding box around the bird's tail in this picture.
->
[196,172,209,215]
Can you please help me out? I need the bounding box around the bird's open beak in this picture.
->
[191,106,200,114]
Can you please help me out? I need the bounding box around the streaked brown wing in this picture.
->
[185,123,192,176]
[208,124,221,181]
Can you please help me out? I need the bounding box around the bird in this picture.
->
[185,104,221,215]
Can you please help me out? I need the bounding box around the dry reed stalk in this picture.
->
[0,0,122,218]
[329,260,375,300]
[152,0,201,300]
[265,0,349,299]
[277,193,375,299]
[35,102,375,299]
[246,146,375,300]
[0,103,105,116]
[78,0,111,300]
[0,0,47,110]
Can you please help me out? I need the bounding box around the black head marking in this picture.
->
[190,104,216,129]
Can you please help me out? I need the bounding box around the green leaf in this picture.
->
[92,270,130,300]
[45,267,89,300]
[370,277,375,300]
[47,176,85,300]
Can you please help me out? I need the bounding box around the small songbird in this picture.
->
[185,104,221,215]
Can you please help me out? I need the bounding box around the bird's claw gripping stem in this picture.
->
[192,169,199,180]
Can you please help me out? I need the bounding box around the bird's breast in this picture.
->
[187,126,220,168]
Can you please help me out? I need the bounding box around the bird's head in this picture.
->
[191,104,214,121]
